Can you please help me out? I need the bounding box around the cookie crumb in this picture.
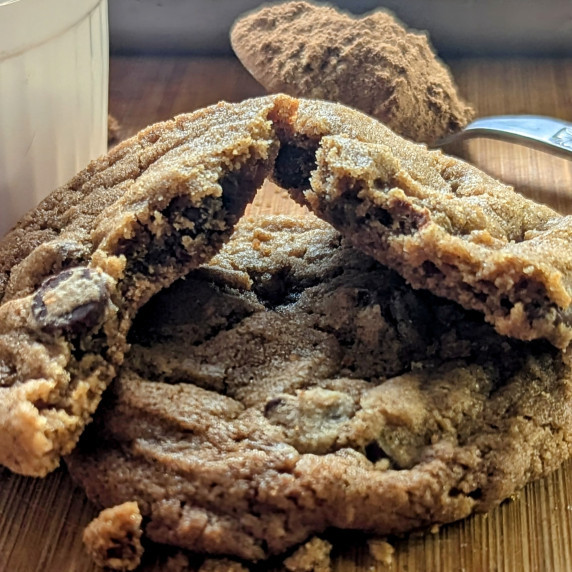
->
[198,558,249,572]
[368,538,395,566]
[283,537,332,572]
[83,501,143,571]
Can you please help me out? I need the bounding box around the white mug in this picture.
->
[0,0,109,237]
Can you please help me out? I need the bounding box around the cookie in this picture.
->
[271,97,572,349]
[0,95,288,476]
[108,114,122,145]
[231,1,474,144]
[67,215,572,562]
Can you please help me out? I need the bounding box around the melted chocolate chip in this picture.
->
[32,268,110,336]
[264,397,285,417]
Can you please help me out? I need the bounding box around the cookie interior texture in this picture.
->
[231,0,474,145]
[67,215,572,562]
[270,97,572,350]
[0,95,290,476]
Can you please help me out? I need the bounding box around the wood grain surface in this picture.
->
[1,56,572,572]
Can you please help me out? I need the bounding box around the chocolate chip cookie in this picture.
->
[271,97,572,349]
[231,1,474,144]
[67,215,572,562]
[83,501,144,571]
[0,95,288,476]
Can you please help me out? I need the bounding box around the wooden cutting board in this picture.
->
[1,56,572,572]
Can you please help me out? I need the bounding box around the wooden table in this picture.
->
[1,56,572,572]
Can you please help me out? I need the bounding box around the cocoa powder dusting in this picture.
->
[231,1,474,144]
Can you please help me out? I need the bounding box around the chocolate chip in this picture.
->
[355,289,372,307]
[264,397,284,417]
[32,268,110,336]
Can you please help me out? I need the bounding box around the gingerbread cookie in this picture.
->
[67,216,572,562]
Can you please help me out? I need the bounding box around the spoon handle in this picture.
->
[438,115,572,159]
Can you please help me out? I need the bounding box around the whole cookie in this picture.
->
[0,95,289,476]
[231,1,474,144]
[67,215,572,562]
[271,97,572,349]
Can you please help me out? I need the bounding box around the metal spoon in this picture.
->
[437,115,572,159]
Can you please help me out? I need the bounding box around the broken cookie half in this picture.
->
[270,97,572,350]
[0,95,290,476]
[68,215,572,563]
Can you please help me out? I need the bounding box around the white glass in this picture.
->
[0,0,109,237]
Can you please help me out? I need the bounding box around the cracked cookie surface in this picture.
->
[0,95,287,476]
[67,215,572,562]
